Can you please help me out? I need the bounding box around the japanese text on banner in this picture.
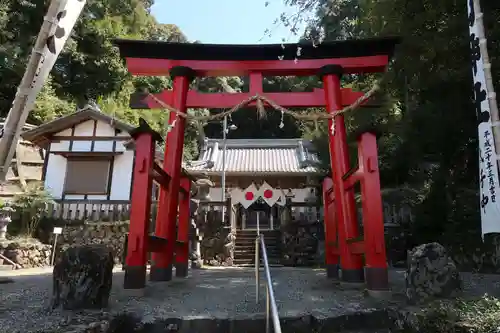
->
[468,0,500,235]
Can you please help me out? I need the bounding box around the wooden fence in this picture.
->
[36,197,414,227]
[196,200,232,229]
[40,200,158,223]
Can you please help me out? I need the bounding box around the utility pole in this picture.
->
[221,116,228,226]
[0,0,86,181]
[220,115,237,226]
[217,77,240,226]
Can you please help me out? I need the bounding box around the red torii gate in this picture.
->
[115,37,400,292]
[123,118,193,289]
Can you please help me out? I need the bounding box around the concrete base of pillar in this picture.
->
[124,265,147,289]
[365,267,389,291]
[340,268,365,283]
[326,264,340,279]
[175,262,189,277]
[150,264,173,282]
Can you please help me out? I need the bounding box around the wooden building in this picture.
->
[184,138,324,231]
[20,106,156,221]
[21,106,135,201]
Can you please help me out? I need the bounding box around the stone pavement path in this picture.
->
[0,267,499,333]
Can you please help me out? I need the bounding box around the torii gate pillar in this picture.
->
[150,66,195,282]
[321,65,364,282]
[115,36,400,292]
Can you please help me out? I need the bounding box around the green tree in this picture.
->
[281,0,500,249]
[0,0,203,159]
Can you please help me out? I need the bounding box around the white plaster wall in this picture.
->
[72,120,94,151]
[49,120,128,153]
[44,151,66,199]
[109,150,134,200]
[54,128,72,136]
[96,120,115,136]
[114,131,129,153]
[93,120,125,152]
[50,140,70,151]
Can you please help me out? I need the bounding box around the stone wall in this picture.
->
[200,229,235,266]
[53,217,499,273]
[384,224,500,272]
[279,220,500,273]
[280,220,324,267]
[451,234,500,273]
[0,239,52,268]
[57,218,235,267]
[58,221,129,265]
[197,211,235,266]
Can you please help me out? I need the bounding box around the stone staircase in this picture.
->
[233,230,282,266]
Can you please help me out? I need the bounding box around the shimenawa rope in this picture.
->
[149,70,385,135]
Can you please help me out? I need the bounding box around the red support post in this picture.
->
[175,177,191,277]
[321,64,364,283]
[150,111,174,280]
[151,91,173,263]
[124,119,161,289]
[322,177,339,278]
[357,132,389,291]
[150,66,195,282]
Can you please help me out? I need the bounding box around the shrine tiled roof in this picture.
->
[183,138,322,175]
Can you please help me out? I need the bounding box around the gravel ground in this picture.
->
[0,267,499,333]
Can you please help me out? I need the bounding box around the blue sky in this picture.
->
[151,0,305,44]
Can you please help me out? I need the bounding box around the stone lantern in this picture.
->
[280,189,295,227]
[193,177,214,201]
[0,203,14,240]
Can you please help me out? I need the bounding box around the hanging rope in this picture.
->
[148,70,386,135]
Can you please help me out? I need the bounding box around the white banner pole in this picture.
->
[0,0,86,180]
[467,0,500,236]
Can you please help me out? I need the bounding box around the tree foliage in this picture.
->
[283,0,500,248]
[3,0,499,249]
[0,0,205,159]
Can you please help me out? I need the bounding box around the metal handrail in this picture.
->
[0,253,21,270]
[255,233,282,333]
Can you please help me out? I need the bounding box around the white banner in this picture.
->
[26,0,86,105]
[0,0,86,178]
[230,183,287,208]
[468,0,500,235]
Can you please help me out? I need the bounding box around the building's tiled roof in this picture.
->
[184,138,321,175]
[21,106,134,144]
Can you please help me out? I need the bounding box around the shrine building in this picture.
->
[183,137,324,231]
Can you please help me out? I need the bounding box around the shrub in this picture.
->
[10,182,54,237]
[405,296,500,333]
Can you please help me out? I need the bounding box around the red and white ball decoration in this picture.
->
[231,182,286,208]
